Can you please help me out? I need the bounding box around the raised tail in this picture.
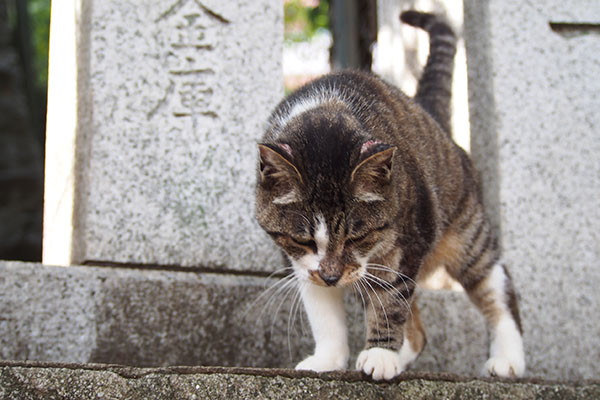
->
[400,11,457,136]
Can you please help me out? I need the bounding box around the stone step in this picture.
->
[1,361,597,399]
[0,260,489,376]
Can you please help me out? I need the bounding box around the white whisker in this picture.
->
[366,263,415,297]
[364,271,413,317]
[296,281,309,336]
[351,281,368,325]
[287,284,303,360]
[258,274,298,324]
[262,274,296,311]
[363,274,391,342]
[265,266,295,280]
[358,277,381,338]
[244,272,295,320]
[366,263,417,286]
[269,278,298,335]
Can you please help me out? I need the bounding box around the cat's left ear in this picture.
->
[351,145,396,201]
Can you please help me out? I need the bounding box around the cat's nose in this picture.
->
[319,270,341,286]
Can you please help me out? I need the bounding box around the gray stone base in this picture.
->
[0,261,311,368]
[0,261,491,376]
[1,361,598,400]
[1,260,599,380]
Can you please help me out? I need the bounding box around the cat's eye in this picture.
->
[344,232,372,246]
[344,224,389,247]
[375,223,390,231]
[289,236,317,252]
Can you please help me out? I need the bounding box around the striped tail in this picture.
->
[400,11,457,136]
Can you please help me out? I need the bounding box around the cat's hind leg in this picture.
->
[462,262,525,377]
[442,221,525,377]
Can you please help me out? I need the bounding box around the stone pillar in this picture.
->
[464,1,600,379]
[43,0,283,271]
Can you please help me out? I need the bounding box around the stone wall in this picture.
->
[464,0,600,380]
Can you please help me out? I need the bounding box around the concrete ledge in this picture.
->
[1,361,598,399]
[0,261,492,375]
[0,260,313,368]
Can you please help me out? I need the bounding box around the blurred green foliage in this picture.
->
[28,0,50,91]
[284,0,329,43]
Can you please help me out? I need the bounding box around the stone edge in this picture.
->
[1,360,598,388]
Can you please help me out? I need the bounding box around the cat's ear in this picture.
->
[351,145,396,202]
[258,144,303,204]
[258,143,302,183]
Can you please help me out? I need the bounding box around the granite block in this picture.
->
[0,262,98,363]
[0,261,310,368]
[43,0,284,271]
[464,0,600,380]
[0,261,494,376]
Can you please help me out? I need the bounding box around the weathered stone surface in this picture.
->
[464,0,600,380]
[0,262,98,363]
[0,261,310,368]
[43,0,283,271]
[1,362,598,400]
[0,261,493,375]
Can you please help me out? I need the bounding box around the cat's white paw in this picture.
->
[483,316,525,378]
[356,348,405,381]
[483,355,525,378]
[295,352,348,372]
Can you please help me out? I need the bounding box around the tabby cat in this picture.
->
[255,11,524,380]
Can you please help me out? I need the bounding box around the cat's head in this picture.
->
[256,109,400,287]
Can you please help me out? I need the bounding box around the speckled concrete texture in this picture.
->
[1,362,598,400]
[413,290,488,376]
[0,262,98,363]
[43,0,283,271]
[0,261,493,375]
[464,0,600,380]
[0,261,310,368]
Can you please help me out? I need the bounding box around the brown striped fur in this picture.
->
[256,11,523,378]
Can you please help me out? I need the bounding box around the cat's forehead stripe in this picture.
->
[274,86,343,133]
[286,98,323,124]
[314,214,329,255]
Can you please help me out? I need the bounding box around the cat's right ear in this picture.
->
[257,145,303,205]
[258,143,302,182]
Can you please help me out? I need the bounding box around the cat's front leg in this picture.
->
[356,281,425,380]
[295,283,349,372]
